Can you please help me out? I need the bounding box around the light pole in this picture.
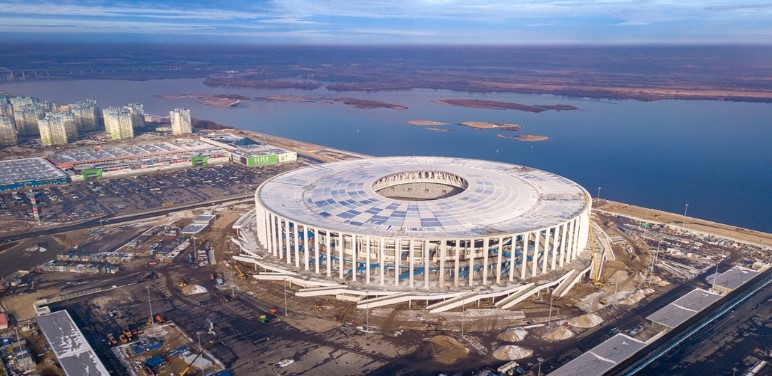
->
[683,203,689,229]
[547,289,554,327]
[461,300,465,337]
[146,285,153,326]
[712,261,720,291]
[284,280,289,318]
[196,331,202,352]
[597,187,602,202]
[537,357,544,376]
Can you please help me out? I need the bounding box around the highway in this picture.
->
[0,193,252,243]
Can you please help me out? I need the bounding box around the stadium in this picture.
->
[234,157,598,308]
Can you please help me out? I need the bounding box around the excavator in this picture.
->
[233,263,245,279]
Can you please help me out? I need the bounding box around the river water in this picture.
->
[1,78,770,233]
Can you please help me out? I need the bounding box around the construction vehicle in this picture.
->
[268,308,279,314]
[258,314,269,324]
[177,277,188,287]
[233,263,245,279]
[107,333,118,346]
[154,314,165,324]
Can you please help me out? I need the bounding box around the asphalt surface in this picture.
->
[0,194,252,243]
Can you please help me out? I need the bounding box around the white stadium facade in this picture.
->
[233,156,599,309]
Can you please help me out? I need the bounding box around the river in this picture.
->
[1,78,770,233]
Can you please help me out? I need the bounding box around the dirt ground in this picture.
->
[430,335,469,364]
[596,200,771,247]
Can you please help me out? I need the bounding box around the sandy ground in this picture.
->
[596,200,771,247]
[430,335,469,364]
[407,120,449,126]
[2,287,59,321]
[283,315,342,333]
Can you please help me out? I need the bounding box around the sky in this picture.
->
[0,0,771,44]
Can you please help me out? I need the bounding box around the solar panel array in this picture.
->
[258,157,589,238]
[0,157,68,185]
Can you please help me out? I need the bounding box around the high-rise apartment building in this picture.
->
[38,111,77,146]
[0,115,18,146]
[13,104,46,136]
[70,99,101,132]
[170,108,192,135]
[0,96,14,118]
[103,107,134,140]
[126,103,145,128]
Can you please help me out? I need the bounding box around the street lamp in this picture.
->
[547,289,554,327]
[284,280,289,318]
[537,357,544,376]
[196,331,202,352]
[597,187,602,202]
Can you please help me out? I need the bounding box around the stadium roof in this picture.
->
[0,157,68,185]
[646,288,721,329]
[257,157,589,239]
[36,310,110,376]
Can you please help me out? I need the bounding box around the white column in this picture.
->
[559,223,568,267]
[542,229,549,274]
[532,231,540,277]
[276,218,284,260]
[293,223,300,268]
[572,217,581,259]
[314,227,319,274]
[379,237,385,286]
[409,239,415,288]
[468,239,475,287]
[509,235,517,282]
[454,239,460,288]
[520,233,528,280]
[551,226,559,271]
[439,240,447,290]
[284,220,291,263]
[482,238,489,285]
[326,231,332,277]
[366,236,371,284]
[338,233,344,279]
[394,239,400,287]
[351,234,357,282]
[265,212,273,254]
[303,225,309,270]
[266,213,275,257]
[565,220,575,263]
[424,240,430,289]
[496,237,503,284]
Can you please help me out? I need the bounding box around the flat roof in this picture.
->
[646,288,721,329]
[713,266,760,291]
[549,334,646,376]
[193,214,216,224]
[258,157,590,238]
[181,223,208,235]
[36,310,110,376]
[48,142,186,165]
[0,157,68,185]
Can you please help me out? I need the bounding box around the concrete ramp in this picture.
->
[499,280,562,309]
[494,283,535,308]
[356,293,412,309]
[552,269,580,298]
[427,292,479,313]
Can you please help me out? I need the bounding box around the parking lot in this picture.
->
[0,162,297,236]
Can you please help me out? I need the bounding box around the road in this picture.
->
[0,194,252,243]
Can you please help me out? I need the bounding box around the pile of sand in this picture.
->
[181,285,208,295]
[567,313,604,328]
[642,288,655,294]
[493,345,533,360]
[648,276,670,287]
[620,290,646,305]
[543,326,575,341]
[497,327,528,342]
[430,336,469,365]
